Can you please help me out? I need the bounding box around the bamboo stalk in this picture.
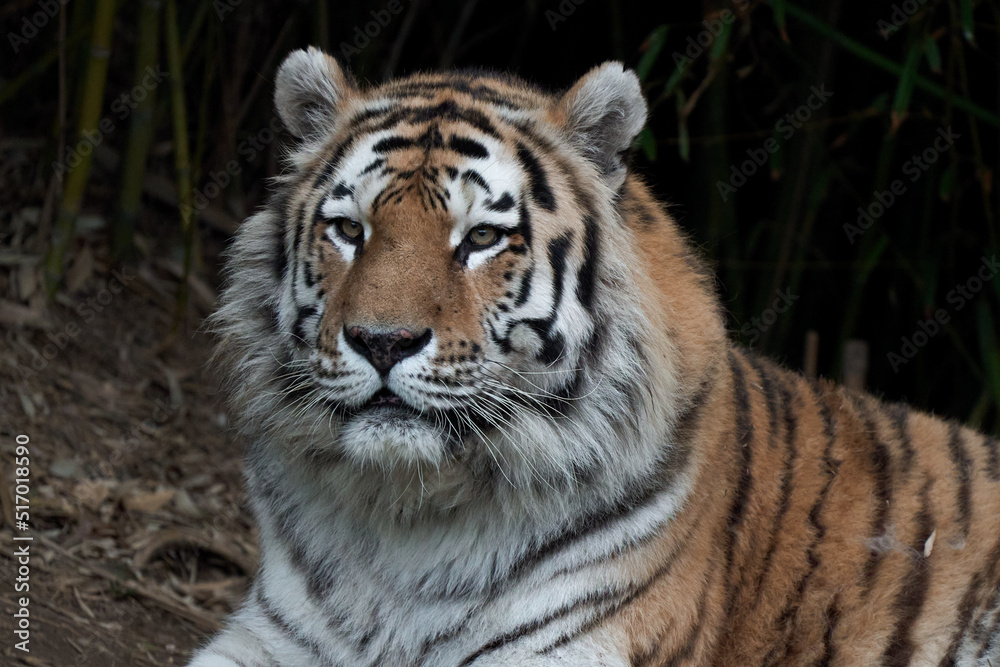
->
[43,0,117,295]
[113,0,163,259]
[165,0,196,324]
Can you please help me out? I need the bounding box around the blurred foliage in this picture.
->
[1,0,998,433]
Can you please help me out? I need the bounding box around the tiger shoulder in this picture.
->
[188,48,1000,666]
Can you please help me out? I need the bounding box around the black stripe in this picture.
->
[459,587,626,665]
[971,546,1000,653]
[751,357,781,450]
[517,232,572,365]
[373,135,415,153]
[887,403,916,476]
[254,586,331,664]
[213,647,255,667]
[461,169,491,194]
[291,200,307,269]
[513,268,534,307]
[493,456,683,596]
[939,573,987,666]
[880,477,936,667]
[347,104,396,128]
[546,233,571,314]
[816,595,841,667]
[359,157,386,176]
[765,381,840,665]
[515,198,533,248]
[982,435,1000,481]
[943,533,1000,664]
[273,228,287,280]
[722,350,755,615]
[487,192,515,212]
[974,590,1000,662]
[748,360,798,606]
[946,421,973,538]
[448,135,490,159]
[576,215,599,312]
[416,124,445,150]
[311,143,347,190]
[330,181,353,199]
[659,578,711,667]
[293,305,317,344]
[516,142,556,212]
[385,79,522,109]
[538,536,694,656]
[404,100,502,138]
[854,395,894,597]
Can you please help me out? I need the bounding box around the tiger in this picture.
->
[191,47,1000,666]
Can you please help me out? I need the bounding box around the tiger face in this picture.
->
[216,49,704,507]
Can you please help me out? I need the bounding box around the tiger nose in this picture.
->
[344,326,432,375]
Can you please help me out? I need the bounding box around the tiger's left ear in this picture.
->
[274,47,357,140]
[555,62,647,190]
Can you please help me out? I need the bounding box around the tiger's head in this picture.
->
[215,48,725,516]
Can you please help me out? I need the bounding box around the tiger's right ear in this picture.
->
[274,48,356,140]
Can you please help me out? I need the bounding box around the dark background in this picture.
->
[2,0,999,429]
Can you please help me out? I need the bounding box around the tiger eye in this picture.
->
[338,218,363,240]
[469,227,497,246]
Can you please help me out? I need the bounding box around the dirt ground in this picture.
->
[1,146,255,666]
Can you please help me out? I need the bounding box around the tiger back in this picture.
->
[191,48,1000,666]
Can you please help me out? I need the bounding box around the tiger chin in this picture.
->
[192,48,1000,667]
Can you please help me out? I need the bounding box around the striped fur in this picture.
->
[192,49,1000,666]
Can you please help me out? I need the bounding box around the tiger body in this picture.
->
[193,48,1000,666]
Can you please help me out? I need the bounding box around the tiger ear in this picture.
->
[556,62,647,190]
[274,47,356,140]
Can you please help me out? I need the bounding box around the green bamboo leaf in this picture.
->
[675,93,690,163]
[635,127,657,162]
[664,62,687,97]
[959,0,975,45]
[923,35,941,73]
[780,2,1000,128]
[890,42,922,131]
[708,18,732,62]
[636,26,668,82]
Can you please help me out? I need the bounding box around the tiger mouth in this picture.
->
[365,387,404,409]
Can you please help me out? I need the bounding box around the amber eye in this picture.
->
[468,226,498,247]
[336,218,363,242]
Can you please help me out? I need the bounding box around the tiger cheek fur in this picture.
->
[193,47,1000,667]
